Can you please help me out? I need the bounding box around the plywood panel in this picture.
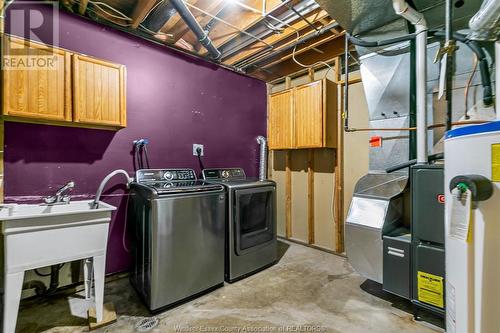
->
[343,82,370,218]
[272,151,287,237]
[290,150,308,243]
[295,81,323,148]
[2,37,71,122]
[268,90,294,149]
[313,149,336,250]
[73,54,126,127]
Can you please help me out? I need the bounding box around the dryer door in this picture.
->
[234,186,276,255]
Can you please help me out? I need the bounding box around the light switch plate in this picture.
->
[193,144,204,156]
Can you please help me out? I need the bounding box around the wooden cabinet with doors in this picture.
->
[268,79,337,149]
[268,89,294,149]
[72,55,127,127]
[2,36,72,122]
[2,36,127,129]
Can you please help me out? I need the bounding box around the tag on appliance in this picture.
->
[449,187,472,242]
[438,53,447,100]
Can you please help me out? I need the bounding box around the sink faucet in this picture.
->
[92,170,133,209]
[44,181,75,205]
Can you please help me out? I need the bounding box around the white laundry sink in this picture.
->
[0,200,114,221]
[0,200,116,333]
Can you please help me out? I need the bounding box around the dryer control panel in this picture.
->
[136,169,197,182]
[202,168,246,180]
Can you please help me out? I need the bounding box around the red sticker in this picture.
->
[437,194,445,204]
[370,136,382,147]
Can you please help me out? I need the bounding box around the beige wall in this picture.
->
[269,69,369,252]
[343,82,370,218]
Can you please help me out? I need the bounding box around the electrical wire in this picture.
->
[291,29,333,78]
[464,54,479,120]
[140,0,165,24]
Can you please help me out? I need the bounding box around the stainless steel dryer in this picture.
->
[128,169,226,311]
[202,168,277,282]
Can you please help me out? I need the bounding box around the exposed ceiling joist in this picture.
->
[58,0,346,82]
[248,34,345,80]
[173,0,226,45]
[78,0,89,15]
[224,9,329,65]
[130,0,159,29]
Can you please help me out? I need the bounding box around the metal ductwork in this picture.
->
[141,1,177,32]
[169,0,222,61]
[468,0,500,41]
[315,0,483,39]
[256,136,268,181]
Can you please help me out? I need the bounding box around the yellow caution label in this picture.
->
[417,271,444,308]
[492,144,500,182]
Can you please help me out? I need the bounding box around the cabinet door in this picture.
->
[73,55,126,127]
[2,37,72,121]
[295,81,323,148]
[268,90,294,149]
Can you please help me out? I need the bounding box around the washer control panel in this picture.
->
[202,168,246,180]
[136,169,197,182]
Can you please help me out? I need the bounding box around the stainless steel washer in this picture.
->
[202,168,277,282]
[128,169,226,311]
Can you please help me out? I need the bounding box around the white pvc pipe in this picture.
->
[393,0,428,163]
[497,41,499,120]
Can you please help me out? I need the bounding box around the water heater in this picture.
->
[444,122,499,333]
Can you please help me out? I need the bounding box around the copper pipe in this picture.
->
[346,120,490,132]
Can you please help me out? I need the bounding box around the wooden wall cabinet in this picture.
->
[268,79,337,150]
[2,37,72,122]
[268,89,294,149]
[73,55,127,127]
[2,36,127,129]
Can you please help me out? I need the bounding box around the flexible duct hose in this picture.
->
[256,136,268,181]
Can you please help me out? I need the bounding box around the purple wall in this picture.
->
[4,5,267,273]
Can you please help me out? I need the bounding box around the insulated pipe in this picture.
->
[348,33,416,47]
[393,0,428,164]
[257,136,268,181]
[169,0,222,61]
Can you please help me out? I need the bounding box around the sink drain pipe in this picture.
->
[392,0,428,164]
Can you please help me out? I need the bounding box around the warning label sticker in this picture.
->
[492,144,500,182]
[417,271,444,308]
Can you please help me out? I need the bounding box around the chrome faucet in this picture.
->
[92,170,133,209]
[44,181,75,205]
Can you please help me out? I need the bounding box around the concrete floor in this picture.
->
[16,241,441,333]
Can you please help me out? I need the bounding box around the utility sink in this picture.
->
[0,200,115,221]
[0,200,116,333]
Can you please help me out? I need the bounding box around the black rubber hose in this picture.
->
[44,265,61,296]
[196,148,205,171]
[348,33,417,47]
[386,153,444,173]
[431,30,493,106]
[23,281,47,296]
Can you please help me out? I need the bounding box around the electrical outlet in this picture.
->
[193,144,204,156]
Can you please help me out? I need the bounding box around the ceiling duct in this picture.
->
[141,0,177,33]
[315,0,483,38]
